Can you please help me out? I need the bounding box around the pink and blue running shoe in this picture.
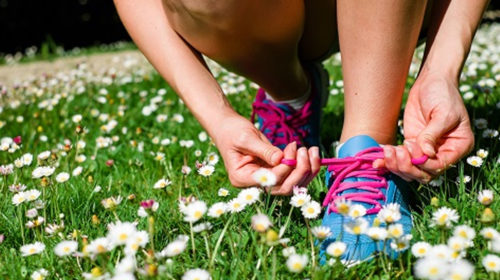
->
[251,62,329,149]
[319,135,414,264]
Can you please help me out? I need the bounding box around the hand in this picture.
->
[210,113,321,195]
[376,74,474,182]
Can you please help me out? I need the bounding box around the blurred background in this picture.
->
[1,0,499,56]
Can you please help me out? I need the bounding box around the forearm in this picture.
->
[420,0,490,82]
[114,0,237,134]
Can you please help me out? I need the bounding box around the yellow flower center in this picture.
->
[429,267,439,276]
[119,233,128,241]
[418,248,426,254]
[488,261,497,269]
[194,211,202,219]
[307,207,314,214]
[292,262,303,270]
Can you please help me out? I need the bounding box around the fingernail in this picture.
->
[271,151,281,165]
[298,147,307,158]
[424,144,435,156]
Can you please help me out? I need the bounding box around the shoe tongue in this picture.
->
[338,135,380,158]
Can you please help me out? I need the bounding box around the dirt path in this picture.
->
[0,50,151,87]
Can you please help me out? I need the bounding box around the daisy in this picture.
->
[290,193,311,208]
[311,226,332,240]
[252,168,277,187]
[490,237,500,253]
[208,202,227,218]
[348,204,366,219]
[153,178,172,189]
[198,165,215,177]
[326,241,346,258]
[24,189,41,201]
[227,198,246,213]
[453,225,476,241]
[54,240,78,257]
[466,156,483,167]
[431,207,459,228]
[72,166,83,176]
[251,214,272,233]
[301,201,321,219]
[31,269,49,280]
[414,257,448,279]
[107,221,137,246]
[55,172,70,183]
[480,228,500,240]
[429,176,444,187]
[344,218,369,235]
[182,201,207,223]
[476,149,488,159]
[207,152,219,165]
[38,151,51,160]
[87,237,112,256]
[387,223,404,239]
[428,244,454,261]
[198,131,208,142]
[411,241,431,258]
[478,189,494,206]
[447,236,468,252]
[20,242,46,256]
[390,234,412,252]
[182,268,211,280]
[286,254,308,273]
[377,203,401,224]
[101,196,123,210]
[237,187,261,205]
[32,166,55,178]
[12,192,26,205]
[367,227,388,241]
[193,222,212,233]
[447,260,474,280]
[115,256,136,274]
[217,188,229,197]
[282,246,296,257]
[334,198,352,215]
[482,254,500,273]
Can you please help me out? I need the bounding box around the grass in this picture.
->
[0,23,499,279]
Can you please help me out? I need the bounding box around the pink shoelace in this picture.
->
[281,148,428,214]
[251,88,312,146]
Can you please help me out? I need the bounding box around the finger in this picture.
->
[308,147,321,176]
[238,132,283,166]
[272,147,311,195]
[416,112,459,157]
[271,142,297,184]
[394,146,432,183]
[382,146,398,173]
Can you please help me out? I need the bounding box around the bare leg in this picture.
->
[337,0,428,144]
[164,0,311,101]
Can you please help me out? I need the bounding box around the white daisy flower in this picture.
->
[12,192,27,205]
[217,188,229,197]
[453,225,476,241]
[429,176,444,187]
[301,201,321,219]
[22,153,33,166]
[252,168,277,187]
[282,246,296,257]
[344,218,369,235]
[24,189,41,201]
[31,268,48,280]
[480,227,500,240]
[193,222,212,233]
[483,254,500,273]
[153,178,172,189]
[311,226,332,240]
[390,234,412,252]
[377,203,401,224]
[207,152,219,166]
[387,223,404,239]
[476,149,488,159]
[208,202,227,218]
[182,200,207,223]
[447,260,474,280]
[466,156,483,167]
[32,166,55,178]
[20,242,45,256]
[198,165,215,177]
[414,257,448,279]
[326,241,346,258]
[87,237,113,256]
[227,198,246,213]
[411,241,431,258]
[478,189,494,206]
[367,227,388,241]
[107,221,137,246]
[251,214,272,233]
[286,254,308,273]
[182,268,211,280]
[447,236,468,252]
[115,256,136,274]
[290,193,311,208]
[37,151,51,160]
[428,244,454,261]
[198,131,208,142]
[237,187,261,205]
[72,166,83,176]
[54,240,78,257]
[334,198,352,215]
[348,204,367,219]
[55,172,70,183]
[431,207,459,228]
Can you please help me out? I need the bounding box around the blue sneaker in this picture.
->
[251,62,329,149]
[319,135,413,265]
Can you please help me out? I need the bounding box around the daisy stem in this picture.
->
[189,221,196,258]
[209,214,233,270]
[279,206,294,238]
[305,219,316,270]
[203,233,211,260]
[17,206,25,244]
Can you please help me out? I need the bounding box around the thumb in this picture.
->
[241,135,283,166]
[416,113,458,157]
